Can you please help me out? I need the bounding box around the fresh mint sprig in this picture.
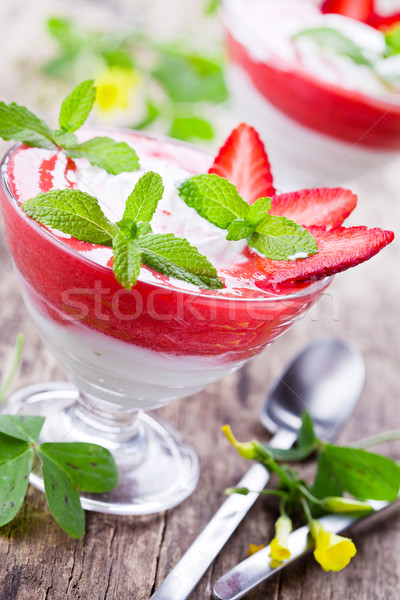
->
[177,174,318,261]
[0,80,139,174]
[22,171,224,291]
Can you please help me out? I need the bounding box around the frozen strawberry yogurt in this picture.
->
[0,127,393,411]
[222,0,400,188]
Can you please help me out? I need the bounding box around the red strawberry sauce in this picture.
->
[0,131,329,360]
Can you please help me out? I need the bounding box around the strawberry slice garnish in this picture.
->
[209,123,275,204]
[321,0,374,21]
[270,188,357,228]
[321,0,400,30]
[250,225,394,288]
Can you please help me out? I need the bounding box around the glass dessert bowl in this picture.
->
[0,128,333,515]
[222,0,400,189]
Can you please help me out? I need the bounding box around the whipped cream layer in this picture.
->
[224,0,400,102]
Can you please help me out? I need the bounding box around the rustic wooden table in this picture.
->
[0,1,400,598]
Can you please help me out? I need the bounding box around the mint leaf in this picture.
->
[37,447,85,539]
[116,219,138,239]
[178,174,249,230]
[247,197,272,226]
[0,415,45,443]
[0,102,55,150]
[0,444,34,527]
[248,217,318,261]
[67,136,140,175]
[385,25,400,57]
[310,451,343,518]
[112,232,143,289]
[169,115,214,142]
[23,189,119,245]
[59,79,96,132]
[52,129,78,149]
[122,171,164,223]
[322,444,400,501]
[293,27,371,66]
[226,219,254,241]
[38,443,118,493]
[138,233,224,289]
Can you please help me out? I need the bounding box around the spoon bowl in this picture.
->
[261,338,365,441]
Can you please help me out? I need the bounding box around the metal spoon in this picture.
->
[150,338,365,600]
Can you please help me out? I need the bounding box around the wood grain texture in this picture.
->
[0,1,400,598]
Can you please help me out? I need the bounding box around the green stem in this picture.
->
[301,498,313,526]
[0,334,24,403]
[351,430,400,449]
[298,483,323,505]
[254,443,296,490]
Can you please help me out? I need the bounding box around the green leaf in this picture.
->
[260,443,316,463]
[112,233,143,289]
[133,100,160,131]
[37,448,85,539]
[293,27,372,66]
[0,446,34,527]
[205,0,220,16]
[0,432,32,466]
[248,217,318,261]
[153,54,227,103]
[178,174,249,230]
[298,411,317,448]
[0,333,24,403]
[122,171,164,224]
[226,219,254,241]
[47,17,77,48]
[67,136,140,175]
[59,80,96,133]
[52,129,78,149]
[38,443,118,493]
[322,444,400,501]
[101,48,134,69]
[0,415,45,443]
[138,233,224,289]
[247,197,272,226]
[23,189,119,245]
[385,25,400,57]
[169,116,214,141]
[116,219,138,239]
[0,102,55,149]
[310,451,343,518]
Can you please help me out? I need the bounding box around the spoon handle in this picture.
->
[212,499,398,600]
[150,429,297,600]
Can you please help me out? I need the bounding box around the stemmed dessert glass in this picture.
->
[0,130,331,515]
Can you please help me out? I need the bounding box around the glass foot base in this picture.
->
[5,382,199,515]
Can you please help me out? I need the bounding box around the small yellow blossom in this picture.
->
[221,425,258,459]
[269,515,292,567]
[322,496,373,514]
[95,66,140,115]
[310,520,357,572]
[247,543,265,556]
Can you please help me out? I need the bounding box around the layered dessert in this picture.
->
[222,0,400,188]
[0,125,393,411]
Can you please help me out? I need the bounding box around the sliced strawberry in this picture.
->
[367,11,400,30]
[209,123,275,204]
[270,188,357,228]
[251,225,394,288]
[321,0,374,21]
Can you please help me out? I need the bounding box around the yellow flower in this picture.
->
[247,543,265,556]
[310,520,357,572]
[95,66,140,115]
[269,515,292,566]
[221,425,258,459]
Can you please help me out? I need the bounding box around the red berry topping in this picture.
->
[209,123,275,204]
[252,225,394,288]
[321,0,374,21]
[270,188,357,228]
